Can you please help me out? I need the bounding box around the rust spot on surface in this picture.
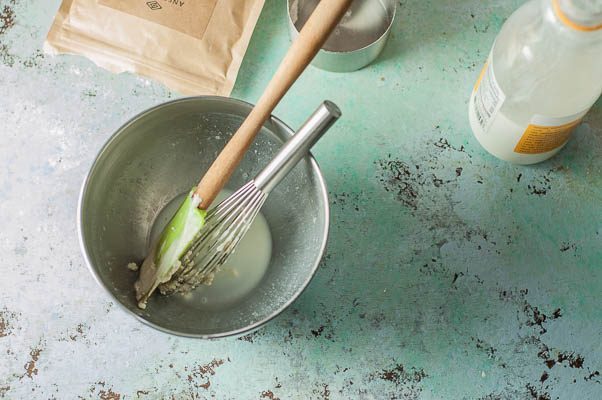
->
[544,359,555,369]
[311,326,325,337]
[584,370,600,382]
[260,390,280,400]
[0,308,18,337]
[60,323,89,342]
[377,158,421,210]
[525,172,553,196]
[379,363,427,385]
[0,43,13,66]
[23,348,42,379]
[472,337,498,360]
[0,3,15,36]
[72,325,84,340]
[81,379,123,399]
[451,271,463,284]
[183,358,226,393]
[320,384,330,400]
[99,389,121,400]
[238,332,256,343]
[372,363,428,399]
[569,355,585,368]
[526,383,550,400]
[538,344,586,370]
[20,48,44,68]
[524,304,561,335]
[0,386,10,398]
[0,315,8,337]
[198,358,224,376]
[562,352,584,369]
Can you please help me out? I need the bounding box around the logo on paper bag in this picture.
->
[146,1,162,10]
[100,0,217,39]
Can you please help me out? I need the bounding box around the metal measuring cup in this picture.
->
[287,0,397,72]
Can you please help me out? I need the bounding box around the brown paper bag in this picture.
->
[44,0,265,95]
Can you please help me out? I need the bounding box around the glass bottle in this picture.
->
[469,0,602,164]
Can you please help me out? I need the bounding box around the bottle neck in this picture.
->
[552,0,602,31]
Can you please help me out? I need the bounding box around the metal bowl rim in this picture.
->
[77,95,330,339]
[286,0,397,55]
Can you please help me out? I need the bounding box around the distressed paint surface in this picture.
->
[0,0,601,399]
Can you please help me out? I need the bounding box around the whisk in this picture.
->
[158,101,341,295]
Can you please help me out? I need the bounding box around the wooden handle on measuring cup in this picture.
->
[194,0,352,210]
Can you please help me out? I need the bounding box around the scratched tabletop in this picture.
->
[1,0,600,399]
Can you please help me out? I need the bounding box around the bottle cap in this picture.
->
[554,0,602,31]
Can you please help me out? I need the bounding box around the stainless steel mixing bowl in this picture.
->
[78,97,329,338]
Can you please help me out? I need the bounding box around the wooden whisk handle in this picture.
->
[194,0,352,210]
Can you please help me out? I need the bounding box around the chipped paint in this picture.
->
[0,308,17,337]
[179,358,227,395]
[260,390,280,400]
[23,348,42,379]
[0,1,16,36]
[99,389,121,400]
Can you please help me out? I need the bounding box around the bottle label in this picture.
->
[514,112,588,154]
[471,53,505,133]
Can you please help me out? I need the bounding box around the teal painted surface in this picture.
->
[0,0,600,399]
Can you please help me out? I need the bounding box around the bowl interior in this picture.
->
[79,97,328,337]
